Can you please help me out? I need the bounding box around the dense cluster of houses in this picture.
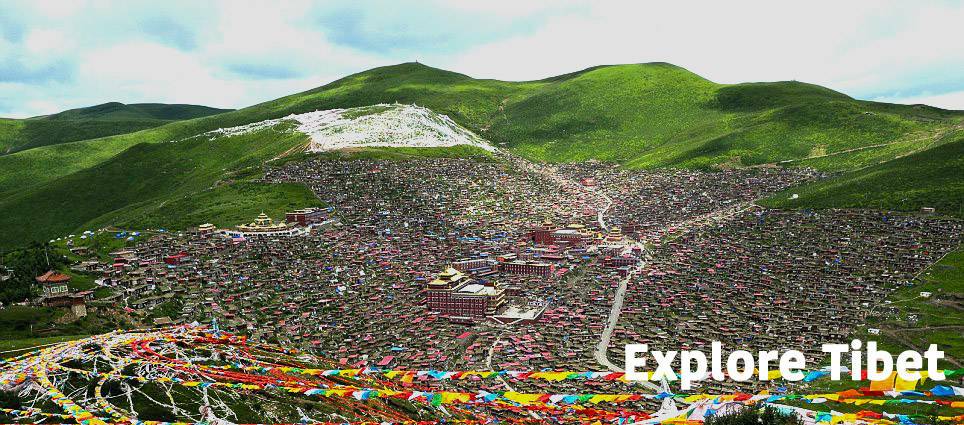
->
[610,209,959,391]
[561,163,827,240]
[36,271,92,318]
[59,154,959,398]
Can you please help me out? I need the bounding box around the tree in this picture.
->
[0,242,66,304]
[705,406,804,425]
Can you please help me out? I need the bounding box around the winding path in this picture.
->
[582,182,660,390]
[591,199,755,391]
[592,260,647,373]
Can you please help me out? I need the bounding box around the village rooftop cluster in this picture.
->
[26,148,958,406]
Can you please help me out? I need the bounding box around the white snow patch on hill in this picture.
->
[200,104,496,152]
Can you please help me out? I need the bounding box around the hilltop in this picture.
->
[6,62,961,172]
[0,104,492,247]
[0,102,231,154]
[207,103,495,152]
[763,137,964,217]
[5,63,960,189]
[179,61,964,168]
[0,62,962,246]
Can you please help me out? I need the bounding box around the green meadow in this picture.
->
[0,102,229,154]
[0,62,961,247]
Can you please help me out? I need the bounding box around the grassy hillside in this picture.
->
[276,145,495,164]
[4,63,959,184]
[858,249,964,366]
[0,123,310,247]
[100,181,324,231]
[489,63,726,162]
[0,102,230,154]
[626,83,963,168]
[1,62,961,247]
[0,133,150,197]
[0,305,116,342]
[763,138,964,218]
[45,102,228,121]
[248,62,964,168]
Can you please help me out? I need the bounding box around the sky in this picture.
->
[1,0,963,117]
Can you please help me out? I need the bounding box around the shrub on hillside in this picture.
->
[705,406,803,425]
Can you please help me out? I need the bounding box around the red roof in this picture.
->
[36,270,71,283]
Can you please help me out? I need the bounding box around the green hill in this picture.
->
[101,181,324,232]
[0,123,308,247]
[0,102,492,248]
[1,62,962,247]
[762,137,964,218]
[44,102,229,121]
[5,63,960,176]
[4,63,959,192]
[0,102,231,154]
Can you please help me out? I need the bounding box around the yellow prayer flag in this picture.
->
[588,394,607,404]
[441,392,471,404]
[338,369,359,377]
[683,394,706,403]
[868,372,896,391]
[894,374,919,391]
[503,392,541,405]
[831,414,856,424]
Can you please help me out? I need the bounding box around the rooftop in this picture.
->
[36,270,71,283]
[429,267,469,287]
[455,282,502,296]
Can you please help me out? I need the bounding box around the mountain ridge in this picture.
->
[39,101,231,121]
[0,61,962,247]
[0,102,232,154]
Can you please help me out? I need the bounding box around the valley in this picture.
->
[1,62,962,424]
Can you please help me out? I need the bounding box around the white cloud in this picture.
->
[439,0,575,17]
[78,42,243,107]
[449,1,853,82]
[22,29,71,54]
[872,90,964,110]
[445,0,964,109]
[0,0,962,117]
